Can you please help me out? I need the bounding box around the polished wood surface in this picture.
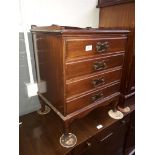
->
[97,1,135,109]
[97,0,134,8]
[31,25,129,135]
[32,32,65,115]
[31,25,130,34]
[19,102,135,155]
[120,29,135,97]
[96,2,135,153]
[65,35,127,60]
[66,67,122,97]
[99,3,135,28]
[66,53,124,79]
[66,82,120,114]
[76,117,129,155]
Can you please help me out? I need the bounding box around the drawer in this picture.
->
[66,53,124,79]
[65,36,127,60]
[66,68,122,98]
[66,82,120,114]
[71,116,130,155]
[94,116,130,144]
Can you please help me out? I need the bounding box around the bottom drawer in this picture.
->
[66,82,120,114]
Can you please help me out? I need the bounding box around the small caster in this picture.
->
[108,109,124,120]
[118,106,131,113]
[37,105,51,115]
[60,133,77,148]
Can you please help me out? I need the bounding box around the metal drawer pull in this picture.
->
[100,132,113,142]
[92,77,105,87]
[92,92,104,102]
[93,61,107,71]
[96,41,109,53]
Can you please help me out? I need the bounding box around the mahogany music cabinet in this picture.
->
[31,25,129,147]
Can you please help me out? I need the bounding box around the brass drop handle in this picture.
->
[93,61,107,71]
[92,92,104,102]
[96,41,109,53]
[92,77,105,87]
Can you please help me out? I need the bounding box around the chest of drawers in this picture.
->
[31,25,129,147]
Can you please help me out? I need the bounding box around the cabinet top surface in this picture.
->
[30,25,130,34]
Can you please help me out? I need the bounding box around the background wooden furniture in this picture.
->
[97,0,134,8]
[97,0,135,109]
[97,0,135,153]
[31,25,129,145]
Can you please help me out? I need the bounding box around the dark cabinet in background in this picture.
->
[124,110,135,154]
[97,0,135,109]
[97,0,134,7]
[97,0,135,154]
[71,111,134,155]
[80,122,127,155]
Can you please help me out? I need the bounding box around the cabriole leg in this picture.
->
[59,120,77,148]
[118,96,131,113]
[108,100,124,120]
[37,96,51,115]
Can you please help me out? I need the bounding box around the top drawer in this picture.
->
[65,36,127,60]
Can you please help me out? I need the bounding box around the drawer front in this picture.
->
[65,36,127,60]
[66,53,124,79]
[66,68,122,98]
[71,116,130,155]
[95,116,130,144]
[66,82,120,114]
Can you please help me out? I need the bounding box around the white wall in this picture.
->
[19,0,99,31]
[19,0,99,115]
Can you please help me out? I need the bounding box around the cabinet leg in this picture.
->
[118,96,131,113]
[59,120,77,148]
[108,100,124,119]
[37,96,51,115]
[118,106,131,113]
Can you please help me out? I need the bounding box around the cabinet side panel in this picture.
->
[33,33,65,115]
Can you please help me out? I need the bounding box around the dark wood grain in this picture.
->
[32,33,66,115]
[31,25,130,34]
[99,2,135,28]
[98,1,135,109]
[31,25,129,136]
[66,67,122,97]
[97,0,134,8]
[66,53,124,79]
[64,36,127,60]
[76,117,129,155]
[119,29,135,108]
[66,82,120,114]
[19,102,135,155]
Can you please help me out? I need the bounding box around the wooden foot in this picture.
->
[37,96,51,115]
[118,106,131,113]
[59,120,77,148]
[110,99,119,112]
[108,99,124,119]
